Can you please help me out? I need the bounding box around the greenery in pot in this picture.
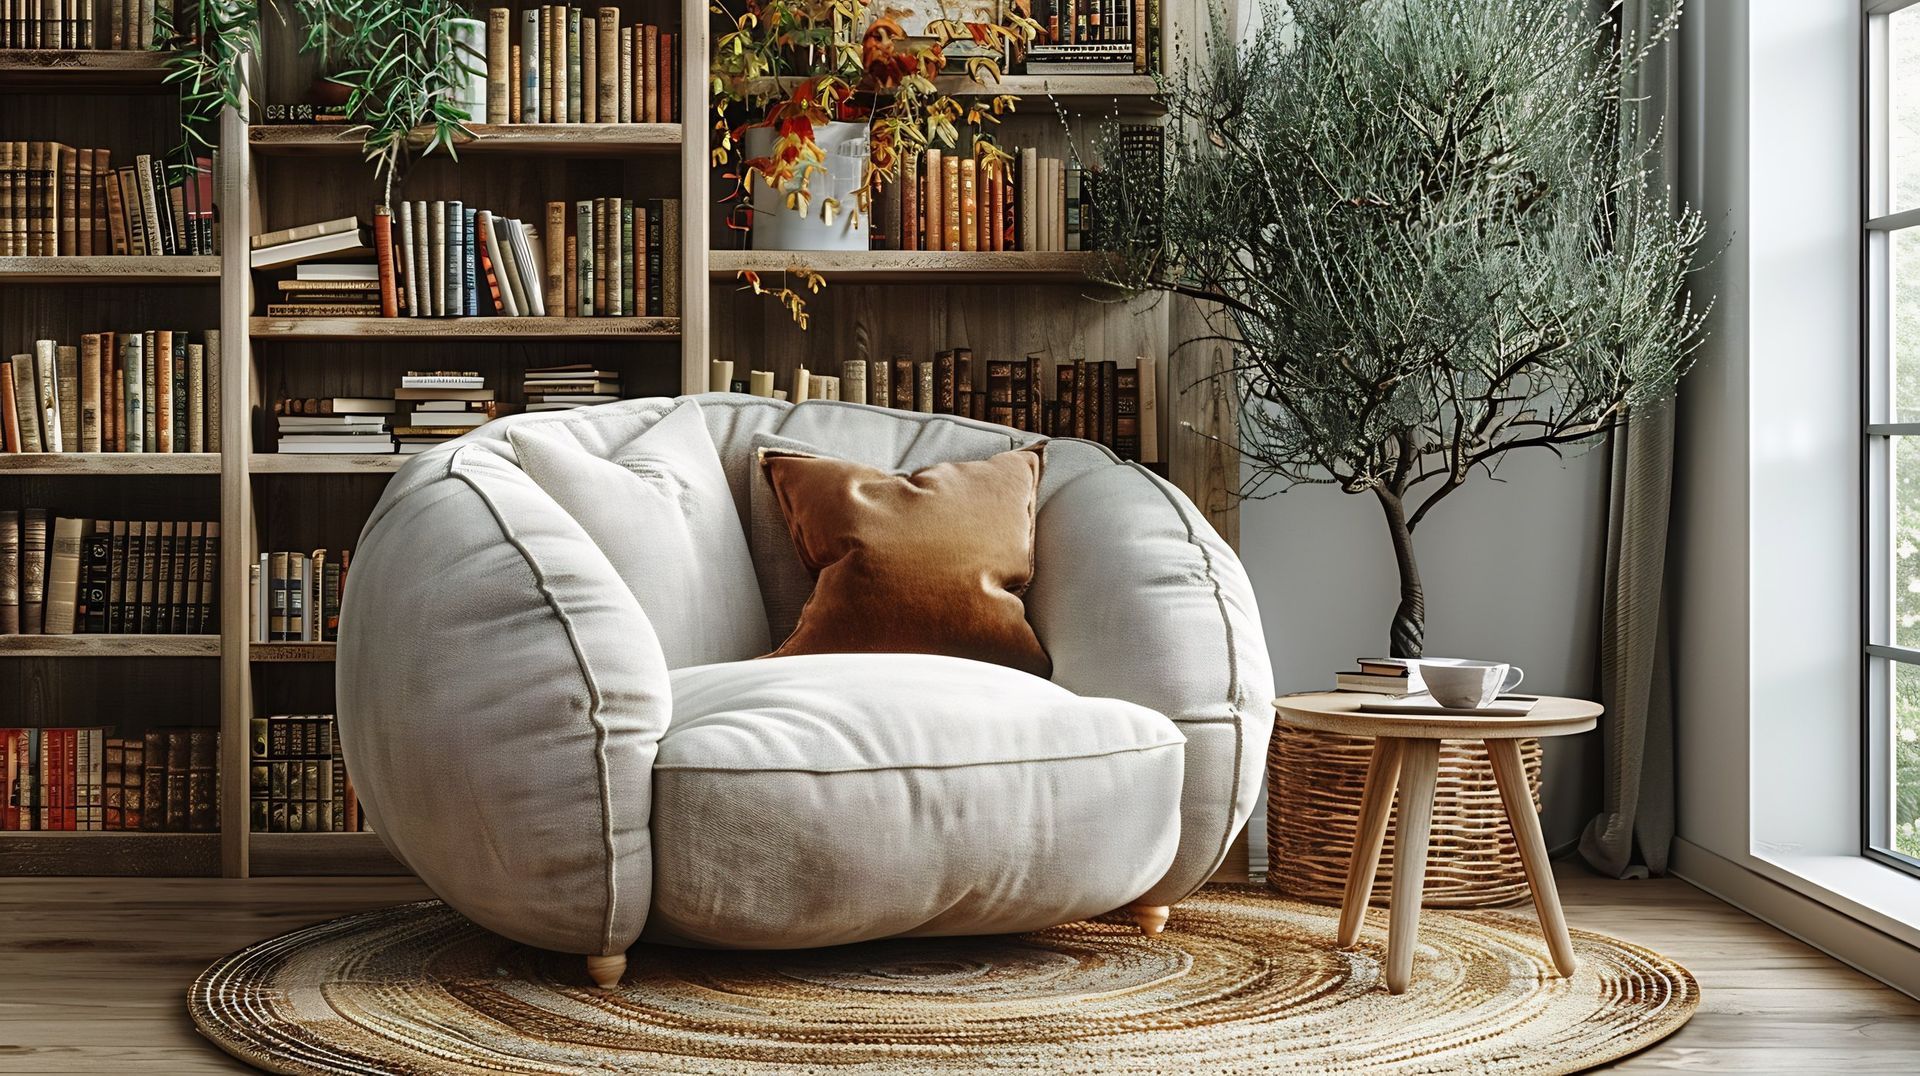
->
[163,0,484,205]
[710,0,1038,315]
[1095,0,1710,660]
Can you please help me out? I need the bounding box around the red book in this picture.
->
[2,730,16,831]
[373,206,400,318]
[474,212,506,314]
[59,729,75,831]
[659,32,674,123]
[0,363,19,452]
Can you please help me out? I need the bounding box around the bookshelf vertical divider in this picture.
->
[218,98,255,878]
[678,0,711,389]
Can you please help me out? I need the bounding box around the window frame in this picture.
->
[1865,0,1920,878]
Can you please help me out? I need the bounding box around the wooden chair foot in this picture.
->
[586,953,627,989]
[1128,903,1171,936]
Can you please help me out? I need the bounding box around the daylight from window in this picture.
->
[1881,7,1920,862]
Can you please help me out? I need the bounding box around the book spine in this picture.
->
[204,330,220,453]
[58,144,75,255]
[154,329,172,452]
[960,158,978,252]
[619,21,633,121]
[934,349,957,414]
[75,146,92,255]
[186,343,204,452]
[463,207,478,315]
[0,511,17,635]
[125,332,143,452]
[661,197,679,317]
[544,201,567,314]
[646,198,663,316]
[566,7,582,122]
[140,729,164,831]
[33,340,60,453]
[10,354,41,452]
[20,508,46,634]
[487,8,510,125]
[643,23,659,122]
[620,203,635,316]
[164,728,187,831]
[43,517,81,635]
[521,8,540,123]
[79,334,101,452]
[575,199,593,316]
[591,196,607,313]
[81,523,108,634]
[54,343,78,454]
[374,205,399,317]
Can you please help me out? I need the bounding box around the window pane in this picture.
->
[1889,662,1920,860]
[1892,230,1920,422]
[1889,435,1920,646]
[1893,8,1920,211]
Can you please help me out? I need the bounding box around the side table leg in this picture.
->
[1385,738,1439,995]
[1337,737,1405,950]
[1488,737,1578,977]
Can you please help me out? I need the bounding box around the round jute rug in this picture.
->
[189,886,1697,1075]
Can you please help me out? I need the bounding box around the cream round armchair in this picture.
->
[337,394,1273,987]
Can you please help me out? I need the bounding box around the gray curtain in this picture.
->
[1579,0,1679,879]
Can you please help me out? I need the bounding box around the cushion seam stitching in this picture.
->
[451,447,622,956]
[653,739,1183,775]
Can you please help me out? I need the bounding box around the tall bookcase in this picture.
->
[1,0,1242,881]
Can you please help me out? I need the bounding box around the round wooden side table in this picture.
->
[1271,692,1603,995]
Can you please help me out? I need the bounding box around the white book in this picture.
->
[276,417,388,428]
[1020,147,1038,253]
[296,263,381,281]
[526,401,593,411]
[508,219,547,316]
[277,434,394,445]
[411,201,431,318]
[276,442,396,454]
[249,230,373,270]
[482,212,523,316]
[401,375,485,388]
[525,393,618,404]
[397,442,435,454]
[526,367,618,380]
[405,412,486,427]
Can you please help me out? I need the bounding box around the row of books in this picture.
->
[1025,0,1159,73]
[1,331,221,453]
[713,353,1159,462]
[1,725,217,832]
[873,147,1088,253]
[0,145,215,258]
[250,549,347,642]
[249,714,368,833]
[271,372,506,455]
[482,7,679,125]
[0,513,219,635]
[524,363,621,412]
[0,0,167,49]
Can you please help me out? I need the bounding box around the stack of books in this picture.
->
[394,371,494,453]
[1,725,219,832]
[265,263,384,317]
[1334,659,1426,697]
[3,331,220,453]
[248,714,368,834]
[250,548,348,643]
[271,396,396,455]
[0,147,213,257]
[523,364,620,412]
[250,216,373,272]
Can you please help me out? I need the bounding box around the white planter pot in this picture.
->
[744,121,869,252]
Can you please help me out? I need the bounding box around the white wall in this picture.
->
[1242,447,1611,856]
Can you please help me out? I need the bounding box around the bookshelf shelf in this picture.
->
[250,642,336,662]
[0,832,222,876]
[0,49,177,92]
[249,832,406,875]
[0,453,220,474]
[710,249,1118,283]
[0,634,220,657]
[249,316,681,340]
[743,73,1164,111]
[0,256,222,283]
[248,122,683,157]
[247,454,404,474]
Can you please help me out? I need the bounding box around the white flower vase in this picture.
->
[744,121,869,252]
[447,18,489,123]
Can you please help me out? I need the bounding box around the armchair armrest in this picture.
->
[1027,461,1275,905]
[337,446,672,960]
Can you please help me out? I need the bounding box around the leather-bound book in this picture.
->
[0,510,18,635]
[199,522,218,632]
[891,356,914,410]
[81,521,109,634]
[1115,365,1141,460]
[943,155,961,251]
[141,728,167,831]
[841,360,868,405]
[1027,356,1044,431]
[923,149,942,251]
[163,728,189,831]
[659,31,675,122]
[934,350,957,414]
[544,201,567,313]
[955,348,973,417]
[646,198,665,316]
[1072,358,1090,439]
[643,23,660,122]
[188,727,217,832]
[20,509,47,634]
[1099,360,1118,447]
[985,360,1015,427]
[374,206,399,317]
[901,152,919,250]
[960,158,978,251]
[915,361,935,413]
[1009,360,1030,431]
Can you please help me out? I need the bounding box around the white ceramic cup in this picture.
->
[1419,660,1525,709]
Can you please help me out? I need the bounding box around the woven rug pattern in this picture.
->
[189,886,1697,1074]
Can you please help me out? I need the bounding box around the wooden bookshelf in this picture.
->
[711,249,1119,284]
[249,642,336,662]
[246,454,404,474]
[0,453,220,474]
[0,634,219,657]
[249,316,681,340]
[249,122,683,157]
[0,256,222,283]
[743,73,1164,111]
[0,49,176,92]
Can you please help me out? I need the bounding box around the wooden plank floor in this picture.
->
[0,864,1915,1072]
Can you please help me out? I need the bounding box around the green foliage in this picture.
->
[163,0,484,205]
[1095,0,1710,656]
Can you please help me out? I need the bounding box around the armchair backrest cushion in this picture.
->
[504,399,770,668]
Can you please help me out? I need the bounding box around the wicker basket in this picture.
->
[1265,724,1542,908]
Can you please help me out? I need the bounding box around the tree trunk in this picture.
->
[1376,489,1424,659]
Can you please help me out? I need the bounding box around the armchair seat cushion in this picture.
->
[646,652,1187,949]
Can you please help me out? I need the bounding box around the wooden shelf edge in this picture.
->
[0,255,221,283]
[248,831,408,876]
[250,315,681,340]
[247,454,405,474]
[741,73,1162,107]
[249,642,336,662]
[710,249,1119,283]
[0,831,222,876]
[0,49,178,91]
[0,634,220,657]
[248,122,683,156]
[0,452,220,474]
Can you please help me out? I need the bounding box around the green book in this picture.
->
[575,199,594,316]
[621,204,636,319]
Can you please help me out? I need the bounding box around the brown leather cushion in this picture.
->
[759,444,1051,677]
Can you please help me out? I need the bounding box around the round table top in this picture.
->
[1272,692,1602,740]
